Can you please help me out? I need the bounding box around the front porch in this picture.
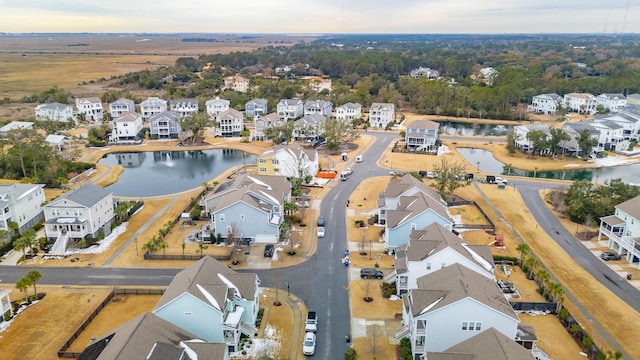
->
[598,216,640,268]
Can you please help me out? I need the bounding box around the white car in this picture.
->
[495,176,508,184]
[317,226,325,238]
[303,332,316,356]
[355,155,363,162]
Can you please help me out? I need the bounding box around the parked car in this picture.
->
[344,168,353,176]
[317,226,325,238]
[600,251,621,261]
[360,268,384,279]
[264,244,274,257]
[305,311,318,333]
[495,176,507,184]
[355,155,363,162]
[317,216,325,226]
[302,332,316,355]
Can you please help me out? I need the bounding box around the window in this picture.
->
[219,214,225,222]
[411,223,416,230]
[259,158,266,163]
[52,209,60,216]
[441,263,446,269]
[426,263,431,270]
[272,159,279,165]
[461,321,481,331]
[461,322,468,330]
[259,167,267,172]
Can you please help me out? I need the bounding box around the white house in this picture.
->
[0,289,13,325]
[203,174,291,243]
[478,67,499,85]
[405,119,440,152]
[245,98,268,118]
[217,109,244,137]
[336,103,362,123]
[293,114,326,141]
[529,93,562,115]
[429,327,535,359]
[304,100,333,117]
[589,119,626,151]
[0,121,34,138]
[45,134,68,152]
[75,97,104,121]
[391,222,495,295]
[558,121,603,158]
[109,98,136,118]
[253,112,282,141]
[0,183,46,234]
[149,111,183,139]
[140,97,168,121]
[277,99,303,120]
[369,102,395,129]
[564,93,597,114]
[257,143,318,178]
[626,94,640,105]
[598,195,640,268]
[595,104,640,141]
[206,97,230,118]
[35,103,75,123]
[112,111,143,143]
[79,312,229,360]
[399,264,519,357]
[597,93,627,112]
[224,74,250,93]
[170,98,199,118]
[44,184,115,255]
[153,256,260,353]
[512,124,551,153]
[410,67,440,79]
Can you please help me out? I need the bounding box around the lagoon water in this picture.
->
[98,149,256,197]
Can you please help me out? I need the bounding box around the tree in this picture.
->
[16,277,30,304]
[197,242,208,258]
[516,243,530,266]
[180,112,211,144]
[324,117,359,152]
[525,129,548,157]
[26,270,42,297]
[523,256,539,279]
[431,157,469,202]
[577,129,598,159]
[506,130,518,155]
[181,242,186,260]
[283,201,298,216]
[548,128,570,158]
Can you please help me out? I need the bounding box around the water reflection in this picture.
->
[99,149,255,197]
[437,120,512,136]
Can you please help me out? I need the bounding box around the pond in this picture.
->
[98,149,256,197]
[456,148,640,184]
[436,120,513,137]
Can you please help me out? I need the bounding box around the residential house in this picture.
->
[293,114,326,141]
[35,103,75,123]
[512,124,551,153]
[149,111,182,139]
[369,103,395,129]
[528,93,562,115]
[257,143,318,178]
[589,119,626,151]
[108,98,135,118]
[0,121,34,137]
[44,183,115,255]
[224,74,250,93]
[598,194,640,268]
[595,104,640,141]
[477,67,499,85]
[274,65,291,75]
[206,97,230,118]
[391,222,494,295]
[336,102,362,123]
[45,134,68,152]
[0,290,13,325]
[170,98,199,118]
[597,93,627,112]
[376,174,452,253]
[140,97,168,121]
[276,99,303,120]
[75,97,104,121]
[217,109,244,137]
[399,264,519,356]
[0,183,46,234]
[410,67,440,79]
[626,94,640,105]
[558,121,603,158]
[303,100,333,117]
[309,78,332,93]
[564,93,597,114]
[111,111,143,143]
[427,327,535,360]
[77,312,229,360]
[203,174,291,243]
[154,256,260,353]
[405,119,440,152]
[245,98,268,118]
[253,112,282,141]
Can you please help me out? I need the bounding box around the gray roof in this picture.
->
[45,134,68,144]
[271,142,317,162]
[219,108,244,120]
[247,98,267,106]
[278,99,303,106]
[337,102,361,110]
[383,174,443,202]
[49,183,111,208]
[304,99,332,110]
[141,97,167,106]
[258,112,282,125]
[563,121,599,136]
[150,111,181,123]
[111,98,134,106]
[370,102,394,111]
[155,256,259,311]
[297,113,326,125]
[386,191,450,228]
[428,327,534,360]
[599,93,626,100]
[114,111,141,122]
[0,183,44,204]
[37,102,71,110]
[534,93,561,101]
[616,195,640,220]
[0,121,34,133]
[78,312,200,360]
[410,264,518,321]
[407,119,440,131]
[206,97,230,106]
[170,98,198,106]
[208,174,291,215]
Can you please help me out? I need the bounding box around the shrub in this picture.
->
[256,308,265,328]
[399,338,412,360]
[381,282,396,298]
[345,348,358,360]
[354,220,365,228]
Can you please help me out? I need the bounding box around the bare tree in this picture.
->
[361,281,373,302]
[431,157,469,202]
[367,324,385,358]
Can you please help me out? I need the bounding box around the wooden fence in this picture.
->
[447,199,495,231]
[143,251,231,261]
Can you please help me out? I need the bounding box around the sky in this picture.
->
[0,0,639,34]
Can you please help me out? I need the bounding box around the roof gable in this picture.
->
[48,183,111,208]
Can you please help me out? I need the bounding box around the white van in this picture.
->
[355,155,363,163]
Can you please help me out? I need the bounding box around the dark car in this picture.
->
[264,244,275,258]
[317,216,326,226]
[360,268,384,279]
[600,251,621,261]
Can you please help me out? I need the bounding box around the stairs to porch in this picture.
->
[240,322,257,337]
[50,232,70,255]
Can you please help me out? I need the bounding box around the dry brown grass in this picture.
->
[0,286,113,360]
[519,313,585,360]
[257,288,299,360]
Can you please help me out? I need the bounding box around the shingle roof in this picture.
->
[278,99,303,106]
[115,111,141,122]
[170,98,198,106]
[428,327,534,360]
[616,195,640,220]
[370,102,395,111]
[206,174,291,215]
[0,183,44,202]
[112,98,134,106]
[49,183,111,208]
[337,102,361,110]
[37,102,71,110]
[386,191,450,228]
[219,108,244,120]
[411,264,518,320]
[407,119,440,131]
[247,98,267,106]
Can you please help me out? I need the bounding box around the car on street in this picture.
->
[264,244,274,257]
[355,155,363,162]
[495,176,508,184]
[360,268,384,279]
[302,332,316,356]
[317,216,325,226]
[317,226,325,238]
[600,251,621,261]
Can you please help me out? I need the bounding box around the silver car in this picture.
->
[303,332,316,356]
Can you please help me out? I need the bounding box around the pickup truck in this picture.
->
[305,311,318,333]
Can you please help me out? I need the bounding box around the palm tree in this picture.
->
[197,242,208,258]
[523,256,539,279]
[536,269,551,295]
[181,242,186,260]
[142,240,156,254]
[533,166,539,179]
[159,240,168,255]
[283,201,298,216]
[22,229,37,258]
[516,243,530,266]
[16,278,30,304]
[26,270,42,298]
